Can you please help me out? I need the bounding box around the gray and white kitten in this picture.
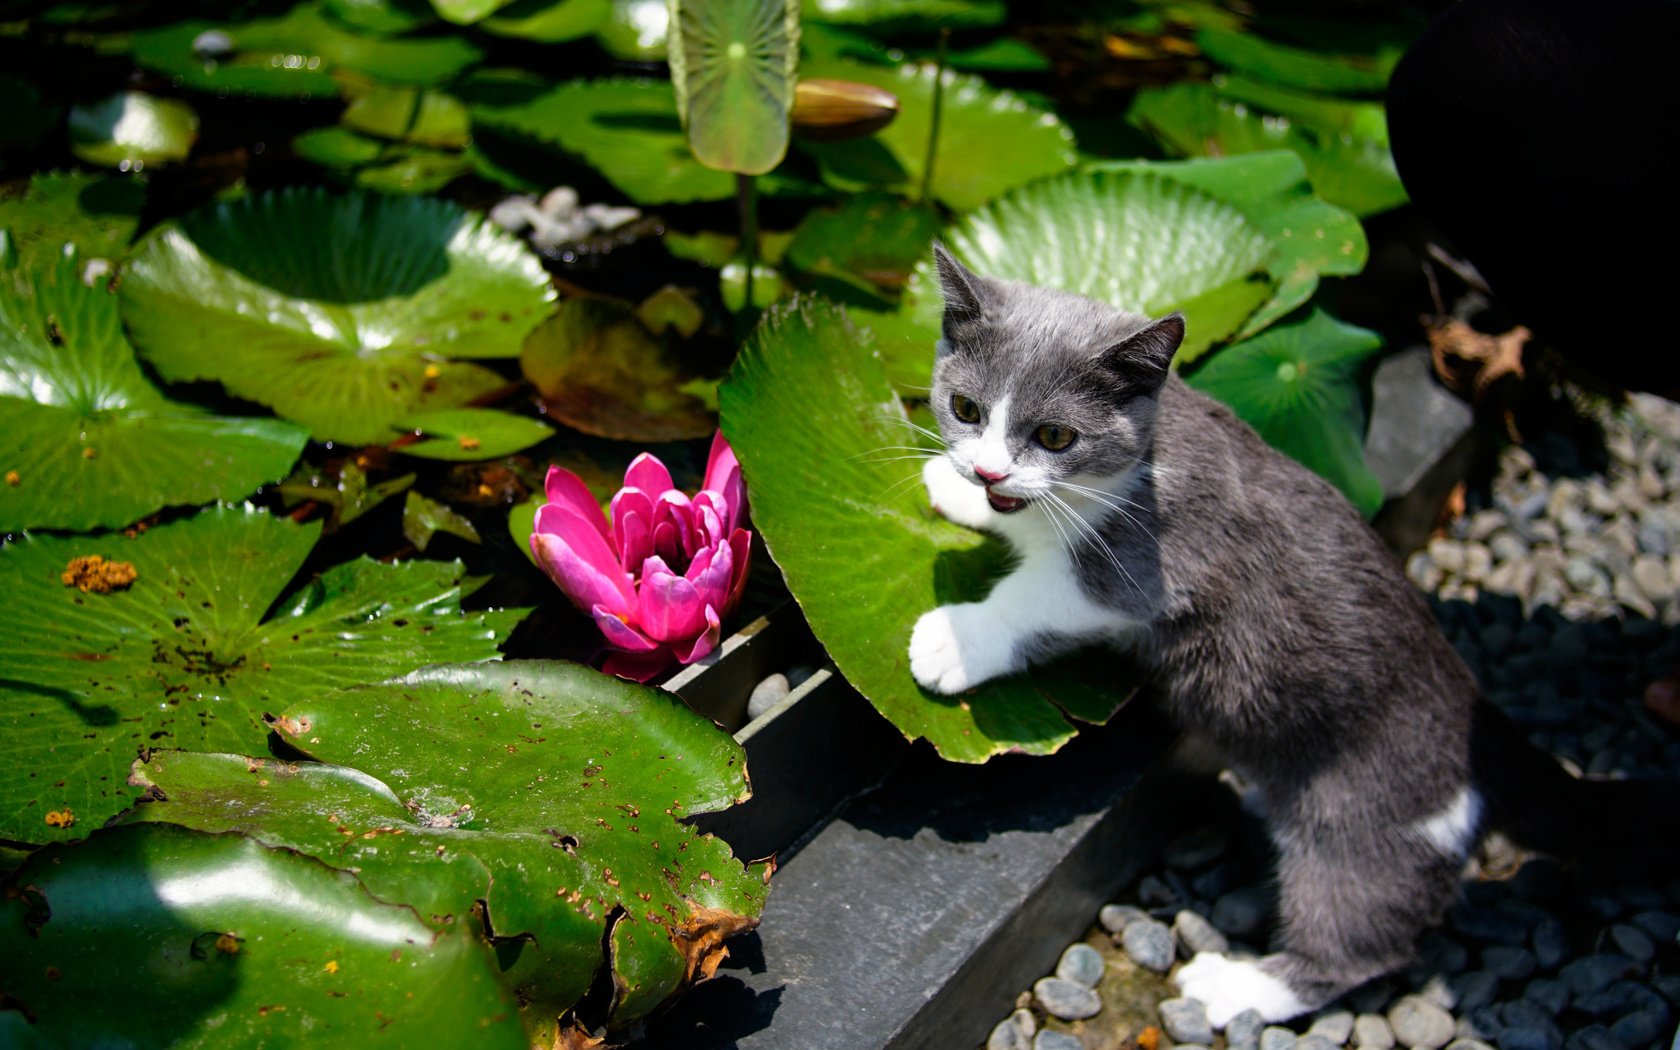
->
[908,246,1673,1025]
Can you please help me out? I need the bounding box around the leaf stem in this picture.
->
[919,28,950,205]
[736,172,759,313]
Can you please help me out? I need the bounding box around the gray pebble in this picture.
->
[1416,973,1457,1010]
[1212,886,1270,938]
[1419,931,1470,975]
[987,1008,1036,1050]
[1055,943,1104,988]
[1609,1009,1670,1048]
[1137,873,1177,907]
[1501,999,1565,1050]
[1297,1036,1340,1050]
[1345,979,1399,1015]
[1452,905,1529,946]
[1525,977,1571,1015]
[1033,1031,1084,1050]
[1449,970,1499,1012]
[745,673,790,720]
[1533,918,1571,970]
[1352,1013,1394,1050]
[1563,1024,1627,1050]
[1652,975,1680,1008]
[1226,1009,1267,1050]
[1575,982,1640,1018]
[1631,910,1680,943]
[1607,923,1656,963]
[1032,977,1100,1021]
[1461,1004,1504,1043]
[1388,994,1456,1049]
[1164,824,1230,871]
[1120,919,1174,973]
[1561,954,1636,996]
[1445,1041,1497,1050]
[1306,1010,1354,1046]
[1174,909,1229,958]
[1483,945,1537,980]
[1159,997,1214,1045]
[1099,903,1148,935]
[1260,1025,1298,1050]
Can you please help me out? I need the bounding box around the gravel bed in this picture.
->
[985,394,1680,1050]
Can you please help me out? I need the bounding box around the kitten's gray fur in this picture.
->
[913,246,1481,1023]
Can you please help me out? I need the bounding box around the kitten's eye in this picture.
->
[1035,424,1076,451]
[951,394,982,423]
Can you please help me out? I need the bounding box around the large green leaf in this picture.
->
[1195,26,1400,95]
[596,0,670,59]
[798,58,1076,211]
[291,126,472,194]
[429,0,519,23]
[800,0,1004,31]
[479,0,609,41]
[119,188,554,445]
[899,170,1274,374]
[1,824,526,1048]
[0,171,144,272]
[784,192,941,305]
[0,252,307,532]
[342,85,471,146]
[324,0,438,35]
[721,297,1136,762]
[68,91,199,170]
[395,406,555,460]
[0,503,526,844]
[120,660,767,1027]
[1086,152,1367,339]
[1185,308,1384,515]
[131,3,484,99]
[1128,81,1406,217]
[669,0,800,176]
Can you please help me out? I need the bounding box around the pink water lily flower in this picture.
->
[532,432,751,682]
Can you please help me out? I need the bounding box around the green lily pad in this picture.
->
[1128,81,1407,217]
[800,0,1004,31]
[324,0,438,35]
[402,490,480,549]
[0,171,144,272]
[721,297,1137,762]
[131,3,484,99]
[278,460,415,529]
[785,192,941,304]
[1195,26,1400,95]
[597,0,670,59]
[292,126,472,194]
[522,299,716,442]
[798,58,1076,211]
[899,170,1274,378]
[669,0,800,176]
[119,188,554,445]
[0,251,308,532]
[395,407,555,460]
[119,660,768,1026]
[1,824,526,1048]
[1213,74,1390,144]
[343,86,470,146]
[480,0,610,41]
[429,0,519,23]
[67,91,199,170]
[1086,152,1367,340]
[0,502,526,844]
[1184,307,1384,515]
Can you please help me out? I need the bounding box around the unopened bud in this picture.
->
[791,79,899,141]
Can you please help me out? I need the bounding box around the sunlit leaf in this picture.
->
[800,0,1004,32]
[394,407,555,460]
[402,490,480,549]
[68,91,199,170]
[668,0,800,175]
[342,86,471,146]
[479,0,610,41]
[0,171,144,272]
[1195,26,1400,95]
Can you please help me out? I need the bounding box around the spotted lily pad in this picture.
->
[0,171,144,273]
[721,297,1137,762]
[394,407,555,460]
[68,91,199,170]
[668,0,800,176]
[119,188,554,445]
[0,251,307,532]
[0,502,526,844]
[117,660,768,1029]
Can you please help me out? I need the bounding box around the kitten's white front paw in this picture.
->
[923,456,990,530]
[1175,953,1311,1028]
[909,604,1013,694]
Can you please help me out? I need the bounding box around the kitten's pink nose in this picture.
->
[974,465,1009,483]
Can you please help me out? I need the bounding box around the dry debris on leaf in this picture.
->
[673,906,759,985]
[60,554,137,593]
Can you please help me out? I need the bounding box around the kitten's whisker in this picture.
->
[877,414,947,447]
[1038,497,1080,564]
[1045,491,1145,598]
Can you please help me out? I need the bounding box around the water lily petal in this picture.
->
[590,604,658,651]
[616,509,651,577]
[693,501,723,550]
[638,561,705,642]
[704,431,744,531]
[652,520,684,568]
[544,467,612,548]
[602,647,677,683]
[675,605,722,664]
[726,528,752,612]
[623,452,674,498]
[686,540,733,611]
[532,504,635,616]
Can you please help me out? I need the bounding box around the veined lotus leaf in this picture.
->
[429,0,519,23]
[1128,81,1407,217]
[342,86,471,146]
[131,3,484,99]
[0,251,307,532]
[0,171,144,273]
[1213,74,1391,144]
[68,91,199,170]
[291,126,473,194]
[521,299,716,441]
[1195,26,1401,95]
[785,192,940,305]
[896,170,1274,381]
[0,503,527,844]
[323,0,438,35]
[402,490,480,549]
[480,0,610,41]
[797,58,1076,211]
[394,406,555,460]
[0,824,526,1047]
[1185,307,1385,515]
[119,660,768,1026]
[1084,152,1367,339]
[800,0,1004,32]
[668,0,800,176]
[721,297,1139,763]
[597,0,670,59]
[119,188,554,445]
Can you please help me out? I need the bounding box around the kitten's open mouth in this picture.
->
[986,488,1028,513]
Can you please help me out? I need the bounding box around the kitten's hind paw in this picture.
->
[1175,953,1312,1028]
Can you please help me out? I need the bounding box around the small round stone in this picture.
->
[1055,943,1104,988]
[1099,903,1147,935]
[1608,1009,1669,1048]
[1033,977,1101,1021]
[1226,1009,1266,1050]
[1159,998,1213,1046]
[1445,1041,1496,1050]
[1607,923,1656,964]
[1388,994,1456,1049]
[745,673,790,720]
[1260,1026,1298,1050]
[1033,1030,1085,1050]
[1212,886,1270,938]
[1450,970,1499,1012]
[987,1009,1036,1050]
[1561,954,1635,997]
[1499,1000,1564,1050]
[1532,918,1571,970]
[1353,1014,1394,1050]
[1174,909,1229,957]
[1483,945,1538,980]
[1524,977,1571,1015]
[1307,1009,1355,1046]
[1298,1035,1341,1050]
[1121,919,1174,973]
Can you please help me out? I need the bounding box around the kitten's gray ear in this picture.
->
[932,243,990,334]
[1103,312,1185,393]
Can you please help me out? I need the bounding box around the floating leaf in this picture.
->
[596,0,669,59]
[1,824,527,1047]
[800,0,1004,32]
[429,0,519,24]
[402,490,480,549]
[480,0,610,41]
[1195,27,1400,95]
[277,460,415,528]
[785,192,939,302]
[798,58,1076,211]
[131,3,484,99]
[1212,74,1390,144]
[292,126,472,194]
[324,0,439,35]
[522,299,715,442]
[68,91,199,170]
[0,503,525,843]
[1184,308,1384,515]
[721,297,1137,762]
[668,0,800,175]
[343,86,471,146]
[395,407,555,460]
[119,660,767,1027]
[119,188,554,445]
[0,251,307,533]
[0,171,144,272]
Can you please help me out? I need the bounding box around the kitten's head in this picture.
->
[926,244,1184,514]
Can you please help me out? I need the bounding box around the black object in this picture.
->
[1386,0,1680,394]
